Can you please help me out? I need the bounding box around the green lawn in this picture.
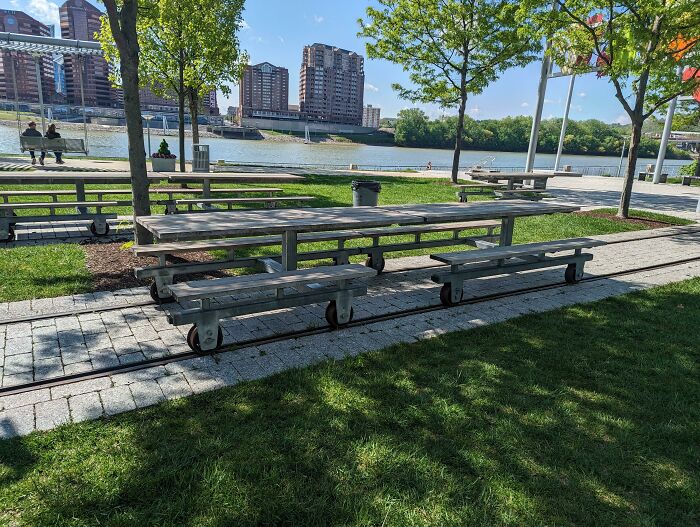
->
[0,175,693,302]
[1,278,698,526]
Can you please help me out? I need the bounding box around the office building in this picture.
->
[362,105,381,129]
[0,10,55,104]
[60,0,116,107]
[299,43,364,125]
[239,62,289,118]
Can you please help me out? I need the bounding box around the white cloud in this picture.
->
[25,0,60,30]
[614,113,631,125]
[313,14,325,23]
[544,98,560,104]
[365,83,379,93]
[239,20,251,30]
[468,107,480,115]
[578,92,587,98]
[278,36,285,44]
[520,102,529,108]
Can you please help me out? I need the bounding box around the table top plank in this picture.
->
[137,201,579,242]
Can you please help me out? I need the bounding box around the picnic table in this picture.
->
[467,170,582,190]
[137,200,579,270]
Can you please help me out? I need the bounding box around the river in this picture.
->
[1,124,692,175]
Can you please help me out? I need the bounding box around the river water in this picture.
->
[1,124,692,175]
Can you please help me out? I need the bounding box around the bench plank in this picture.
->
[174,196,313,205]
[0,200,119,209]
[169,264,376,301]
[431,238,606,265]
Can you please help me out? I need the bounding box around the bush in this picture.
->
[153,139,176,159]
[680,160,698,176]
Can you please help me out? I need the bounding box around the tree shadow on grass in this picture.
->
[1,280,699,526]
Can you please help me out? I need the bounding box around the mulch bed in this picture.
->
[83,242,227,293]
[574,210,673,229]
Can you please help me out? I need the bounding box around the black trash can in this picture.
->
[351,180,382,207]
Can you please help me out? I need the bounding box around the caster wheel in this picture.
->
[149,281,174,304]
[439,283,463,307]
[325,301,354,328]
[3,227,15,243]
[565,263,580,284]
[90,222,110,236]
[364,255,386,273]
[187,325,224,354]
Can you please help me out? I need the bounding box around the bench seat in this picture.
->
[0,200,119,210]
[431,238,606,305]
[174,196,313,206]
[135,220,501,301]
[166,264,377,352]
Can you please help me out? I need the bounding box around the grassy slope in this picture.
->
[1,278,698,526]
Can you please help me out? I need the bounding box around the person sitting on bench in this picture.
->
[45,124,65,164]
[21,121,45,166]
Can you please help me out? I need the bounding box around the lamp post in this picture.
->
[143,114,154,156]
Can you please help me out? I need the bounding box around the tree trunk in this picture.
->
[694,157,700,179]
[451,89,468,184]
[188,89,200,145]
[103,0,152,245]
[618,120,643,218]
[178,54,186,173]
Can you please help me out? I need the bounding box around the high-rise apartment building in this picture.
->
[0,10,55,104]
[60,0,116,107]
[239,62,289,118]
[362,105,381,129]
[299,43,364,125]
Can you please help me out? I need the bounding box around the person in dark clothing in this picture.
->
[45,124,64,164]
[21,121,45,165]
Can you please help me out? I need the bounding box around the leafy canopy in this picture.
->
[359,0,540,107]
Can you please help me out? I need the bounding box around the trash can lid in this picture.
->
[351,180,382,192]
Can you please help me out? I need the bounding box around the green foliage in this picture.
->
[393,110,690,158]
[680,160,698,176]
[157,139,171,156]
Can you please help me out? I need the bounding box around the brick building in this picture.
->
[239,62,289,118]
[0,10,55,104]
[299,43,364,125]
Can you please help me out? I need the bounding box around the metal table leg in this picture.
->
[76,179,87,215]
[500,216,514,246]
[282,230,298,270]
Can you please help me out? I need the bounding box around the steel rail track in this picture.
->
[2,253,700,397]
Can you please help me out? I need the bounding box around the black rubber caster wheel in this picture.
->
[565,263,580,284]
[365,255,386,273]
[3,227,15,243]
[187,325,224,354]
[149,281,174,304]
[325,300,354,329]
[90,222,110,236]
[439,283,463,307]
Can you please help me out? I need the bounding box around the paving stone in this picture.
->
[0,406,35,438]
[1,372,33,387]
[51,377,113,399]
[35,398,70,431]
[157,373,193,400]
[129,379,166,408]
[69,392,104,422]
[112,336,141,356]
[63,361,93,376]
[34,357,64,380]
[0,388,51,411]
[4,337,32,356]
[119,351,146,365]
[4,353,33,375]
[90,349,121,369]
[33,340,61,360]
[100,386,136,416]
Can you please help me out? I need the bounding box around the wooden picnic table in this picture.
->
[467,170,582,190]
[137,200,579,270]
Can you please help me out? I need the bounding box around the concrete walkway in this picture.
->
[1,225,699,439]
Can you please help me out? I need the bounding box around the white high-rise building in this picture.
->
[362,105,381,129]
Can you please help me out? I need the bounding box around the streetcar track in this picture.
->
[2,253,700,397]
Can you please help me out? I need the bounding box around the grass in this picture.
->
[1,278,699,525]
[0,174,693,302]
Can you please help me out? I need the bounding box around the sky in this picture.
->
[0,0,633,124]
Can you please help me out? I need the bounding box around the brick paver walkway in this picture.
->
[0,225,698,438]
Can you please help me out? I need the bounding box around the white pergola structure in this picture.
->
[0,31,104,153]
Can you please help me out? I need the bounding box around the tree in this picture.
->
[521,0,700,217]
[100,0,246,171]
[102,0,152,244]
[360,0,539,183]
[394,108,430,146]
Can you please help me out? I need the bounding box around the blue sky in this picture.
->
[1,0,631,124]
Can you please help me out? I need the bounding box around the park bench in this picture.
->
[134,220,501,302]
[166,264,377,352]
[454,182,506,202]
[430,237,606,305]
[494,188,549,201]
[638,172,667,183]
[0,200,117,241]
[681,175,700,186]
[19,136,88,155]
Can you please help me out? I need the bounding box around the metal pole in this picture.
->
[616,139,626,178]
[147,118,152,155]
[554,75,576,170]
[652,66,682,184]
[10,54,20,137]
[77,55,88,150]
[33,56,45,134]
